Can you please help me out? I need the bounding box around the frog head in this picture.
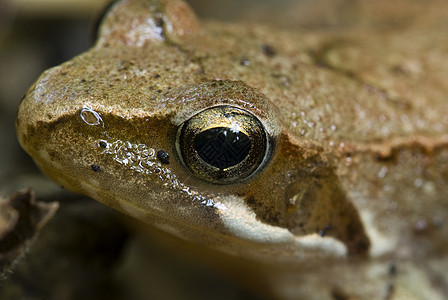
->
[16,0,369,261]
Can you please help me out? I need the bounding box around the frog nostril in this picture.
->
[176,105,269,184]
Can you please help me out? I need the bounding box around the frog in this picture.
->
[15,0,448,299]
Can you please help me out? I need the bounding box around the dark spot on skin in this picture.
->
[390,97,412,110]
[153,74,161,79]
[261,44,276,57]
[245,196,256,206]
[240,58,250,66]
[373,152,397,163]
[318,224,333,237]
[155,17,164,28]
[157,150,170,164]
[315,60,329,68]
[91,164,102,172]
[390,65,408,76]
[388,262,397,276]
[331,287,349,300]
[352,240,370,256]
[99,141,107,148]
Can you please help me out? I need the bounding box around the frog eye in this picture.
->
[176,106,269,184]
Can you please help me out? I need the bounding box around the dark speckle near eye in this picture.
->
[91,164,102,172]
[157,150,170,164]
[318,224,333,237]
[261,44,276,57]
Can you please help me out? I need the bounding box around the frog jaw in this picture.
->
[214,194,348,261]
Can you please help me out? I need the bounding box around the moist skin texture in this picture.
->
[16,0,448,299]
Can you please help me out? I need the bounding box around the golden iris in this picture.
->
[176,106,269,184]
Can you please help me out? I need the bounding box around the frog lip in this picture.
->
[214,194,294,243]
[213,194,348,258]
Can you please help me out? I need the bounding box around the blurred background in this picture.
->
[0,0,446,299]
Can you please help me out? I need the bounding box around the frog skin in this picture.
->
[16,0,448,299]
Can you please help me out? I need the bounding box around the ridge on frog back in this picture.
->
[16,0,448,299]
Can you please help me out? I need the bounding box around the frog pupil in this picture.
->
[193,127,252,169]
